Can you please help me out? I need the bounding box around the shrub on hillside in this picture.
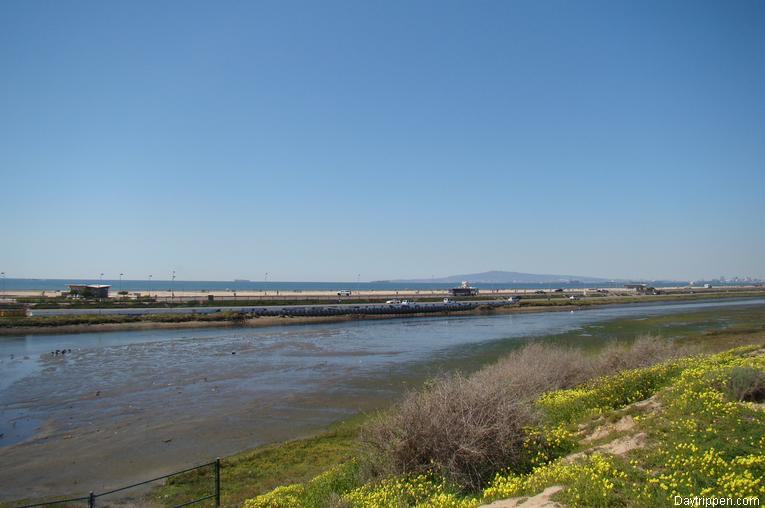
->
[722,365,765,403]
[361,336,696,491]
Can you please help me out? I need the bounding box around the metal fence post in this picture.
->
[88,491,95,508]
[215,458,221,507]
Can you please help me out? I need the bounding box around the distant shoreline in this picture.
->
[3,276,759,295]
[3,291,765,336]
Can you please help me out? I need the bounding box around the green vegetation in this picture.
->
[239,344,765,508]
[515,289,765,308]
[482,345,765,506]
[155,417,365,508]
[151,308,765,507]
[0,311,251,328]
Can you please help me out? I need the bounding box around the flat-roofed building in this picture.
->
[624,283,655,294]
[68,284,111,299]
[449,281,479,296]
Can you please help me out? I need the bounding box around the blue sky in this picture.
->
[1,0,764,281]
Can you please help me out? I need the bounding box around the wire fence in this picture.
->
[13,458,220,508]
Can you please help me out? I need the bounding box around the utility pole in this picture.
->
[171,270,176,304]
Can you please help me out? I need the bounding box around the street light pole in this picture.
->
[119,273,124,293]
[1,272,5,296]
[171,270,176,304]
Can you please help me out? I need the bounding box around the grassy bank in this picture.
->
[0,310,252,328]
[237,344,765,508]
[152,308,765,507]
[155,417,366,507]
[512,289,765,307]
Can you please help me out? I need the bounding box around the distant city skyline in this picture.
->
[1,1,764,282]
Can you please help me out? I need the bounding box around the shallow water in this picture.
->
[1,298,764,500]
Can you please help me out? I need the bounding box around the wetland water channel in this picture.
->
[1,298,764,502]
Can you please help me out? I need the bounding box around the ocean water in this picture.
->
[0,278,700,293]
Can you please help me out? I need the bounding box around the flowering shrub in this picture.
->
[243,461,360,508]
[242,484,305,508]
[537,358,692,425]
[486,346,765,507]
[341,473,478,508]
[634,349,765,504]
[482,453,630,507]
[521,424,578,467]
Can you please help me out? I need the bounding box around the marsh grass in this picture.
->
[155,417,364,507]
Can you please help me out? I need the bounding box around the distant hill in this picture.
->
[389,270,617,284]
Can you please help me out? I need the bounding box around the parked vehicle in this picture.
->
[337,290,352,296]
[386,299,401,304]
[443,298,452,303]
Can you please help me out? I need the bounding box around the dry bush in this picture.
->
[723,366,765,403]
[361,336,694,491]
[594,335,696,374]
[361,371,537,490]
[473,343,598,395]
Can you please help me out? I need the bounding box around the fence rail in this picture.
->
[14,458,221,508]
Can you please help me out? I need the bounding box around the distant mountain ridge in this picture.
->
[390,270,618,284]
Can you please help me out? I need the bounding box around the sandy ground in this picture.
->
[482,486,565,508]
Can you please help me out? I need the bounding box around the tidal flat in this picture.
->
[1,298,764,503]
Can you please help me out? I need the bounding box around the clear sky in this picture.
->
[1,0,764,282]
